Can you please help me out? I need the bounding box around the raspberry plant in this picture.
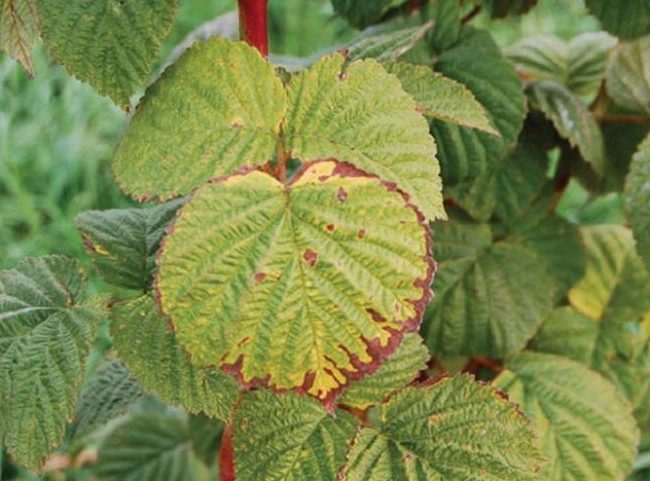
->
[1,0,650,480]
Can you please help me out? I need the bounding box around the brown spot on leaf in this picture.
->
[303,249,318,266]
[357,229,366,239]
[337,187,347,202]
[237,336,251,348]
[254,272,267,282]
[326,224,336,232]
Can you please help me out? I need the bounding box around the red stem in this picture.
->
[219,425,236,481]
[238,0,269,56]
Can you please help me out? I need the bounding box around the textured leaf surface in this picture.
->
[0,256,101,470]
[331,0,405,29]
[431,28,526,185]
[423,0,461,53]
[112,37,286,200]
[111,296,239,421]
[347,22,433,64]
[39,0,177,105]
[338,332,429,409]
[495,352,639,481]
[386,61,497,134]
[339,375,543,481]
[157,160,434,403]
[285,54,444,220]
[0,0,38,75]
[528,81,605,175]
[76,199,183,290]
[607,36,650,115]
[626,134,650,272]
[423,217,555,357]
[234,390,358,481]
[585,0,650,39]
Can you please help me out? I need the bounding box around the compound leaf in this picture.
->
[626,133,650,272]
[607,36,650,116]
[156,160,434,404]
[585,0,650,39]
[0,0,38,75]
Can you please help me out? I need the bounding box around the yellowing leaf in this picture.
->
[0,0,38,75]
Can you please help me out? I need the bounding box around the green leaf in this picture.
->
[607,36,650,115]
[585,0,650,39]
[284,53,444,221]
[234,390,358,481]
[528,80,605,175]
[338,332,429,410]
[431,28,526,185]
[331,0,406,29]
[484,0,538,18]
[339,375,543,481]
[112,37,286,200]
[495,352,640,481]
[95,406,213,481]
[423,217,555,358]
[0,0,39,75]
[386,61,497,135]
[39,0,178,106]
[0,256,101,470]
[111,296,239,421]
[73,361,145,438]
[423,0,461,53]
[76,199,183,291]
[156,160,434,404]
[626,133,650,272]
[346,21,434,64]
[506,32,617,98]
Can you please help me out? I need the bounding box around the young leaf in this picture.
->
[423,217,555,358]
[0,256,102,470]
[233,390,358,481]
[430,28,526,185]
[76,199,183,291]
[156,160,434,404]
[607,36,650,116]
[584,0,650,39]
[0,0,39,75]
[39,0,178,106]
[284,53,444,221]
[339,375,543,481]
[331,0,406,29]
[626,133,650,272]
[386,61,498,135]
[338,332,429,410]
[112,37,286,200]
[528,80,605,175]
[111,296,240,422]
[495,352,640,481]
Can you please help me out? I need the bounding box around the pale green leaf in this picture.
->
[585,0,650,39]
[431,28,526,185]
[528,80,605,175]
[495,352,640,481]
[39,0,178,106]
[76,199,183,291]
[111,295,240,421]
[331,0,406,29]
[626,133,650,272]
[340,375,543,481]
[0,0,38,75]
[607,36,650,116]
[423,217,555,358]
[112,37,287,200]
[284,53,444,221]
[338,332,429,410]
[346,21,433,64]
[386,61,497,135]
[423,0,461,53]
[157,160,433,403]
[234,390,358,481]
[0,256,101,470]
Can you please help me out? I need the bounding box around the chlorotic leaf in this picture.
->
[585,0,650,39]
[76,199,184,291]
[233,390,358,481]
[431,28,526,185]
[607,36,650,116]
[0,0,38,75]
[39,0,178,106]
[386,61,498,135]
[346,21,434,64]
[111,296,240,422]
[331,0,406,29]
[495,352,640,481]
[626,133,650,272]
[0,256,101,470]
[528,80,605,175]
[156,160,434,404]
[284,53,444,221]
[339,375,543,481]
[112,37,287,200]
[338,332,429,410]
[423,217,555,358]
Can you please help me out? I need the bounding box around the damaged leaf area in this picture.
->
[156,160,434,404]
